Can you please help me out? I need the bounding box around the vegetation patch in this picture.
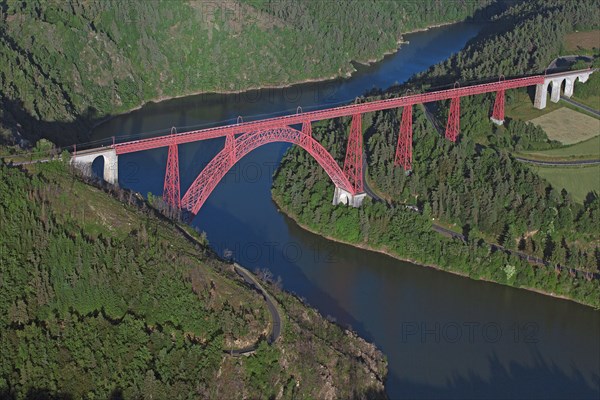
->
[533,164,600,204]
[529,107,600,144]
[571,57,600,110]
[517,135,600,161]
[564,30,600,52]
[505,89,562,121]
[0,160,387,399]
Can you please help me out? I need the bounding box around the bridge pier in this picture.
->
[490,89,505,126]
[550,80,562,103]
[534,70,594,109]
[71,148,119,185]
[332,187,366,208]
[564,78,574,98]
[534,82,549,109]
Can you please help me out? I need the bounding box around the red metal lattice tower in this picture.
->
[163,139,181,209]
[395,105,413,171]
[445,97,460,142]
[225,133,236,167]
[491,89,505,123]
[300,120,312,149]
[180,127,355,215]
[343,114,363,194]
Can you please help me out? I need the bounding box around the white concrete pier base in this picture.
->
[550,80,561,103]
[332,187,367,207]
[534,69,595,109]
[564,78,574,98]
[490,117,504,126]
[71,148,119,185]
[534,83,548,109]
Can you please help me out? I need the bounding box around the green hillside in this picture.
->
[0,0,489,145]
[0,160,386,398]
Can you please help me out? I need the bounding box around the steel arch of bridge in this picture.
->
[180,126,354,215]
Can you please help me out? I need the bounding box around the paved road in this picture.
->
[173,224,282,355]
[560,95,600,117]
[431,224,465,240]
[362,152,385,202]
[4,157,52,166]
[547,55,593,71]
[233,263,282,345]
[422,103,445,136]
[515,156,600,166]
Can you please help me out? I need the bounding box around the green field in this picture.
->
[533,164,600,203]
[506,89,600,122]
[506,90,562,121]
[528,107,600,144]
[518,135,600,161]
[563,30,600,110]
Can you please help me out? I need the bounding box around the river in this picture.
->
[91,22,600,399]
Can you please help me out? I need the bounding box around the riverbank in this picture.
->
[89,20,464,139]
[354,20,459,65]
[271,196,600,310]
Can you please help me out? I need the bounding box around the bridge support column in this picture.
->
[550,79,562,103]
[299,121,312,149]
[490,89,505,125]
[564,78,574,98]
[104,153,119,185]
[163,143,181,208]
[534,83,548,109]
[343,114,364,193]
[445,97,460,142]
[332,187,366,208]
[71,148,119,185]
[395,105,413,171]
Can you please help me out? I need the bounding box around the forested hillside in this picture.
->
[271,0,600,307]
[413,0,599,85]
[0,160,386,399]
[0,0,489,145]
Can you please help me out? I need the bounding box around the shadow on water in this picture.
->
[0,97,107,147]
[389,347,600,400]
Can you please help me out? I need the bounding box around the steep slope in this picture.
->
[0,159,386,399]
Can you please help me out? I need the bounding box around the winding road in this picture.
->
[560,95,600,117]
[514,156,600,166]
[232,263,282,346]
[172,223,282,356]
[547,55,593,71]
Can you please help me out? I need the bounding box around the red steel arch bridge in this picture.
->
[70,68,594,217]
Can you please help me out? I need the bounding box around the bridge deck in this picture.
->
[112,69,591,155]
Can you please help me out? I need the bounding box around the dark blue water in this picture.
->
[93,23,600,400]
